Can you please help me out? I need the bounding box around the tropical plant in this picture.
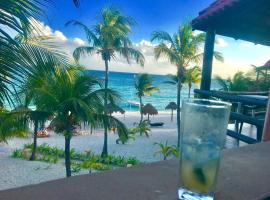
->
[134,120,151,137]
[215,72,252,92]
[151,23,223,147]
[0,0,68,106]
[30,67,128,177]
[134,73,159,125]
[0,108,26,143]
[11,105,52,161]
[184,66,201,98]
[12,143,140,172]
[132,120,151,137]
[14,30,70,161]
[67,7,145,157]
[154,141,179,160]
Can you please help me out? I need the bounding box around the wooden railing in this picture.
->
[194,89,268,144]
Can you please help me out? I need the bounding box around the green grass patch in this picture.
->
[12,143,140,173]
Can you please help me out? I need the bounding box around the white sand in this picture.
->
[0,111,254,190]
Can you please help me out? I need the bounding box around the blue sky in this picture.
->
[37,0,270,77]
[44,0,213,42]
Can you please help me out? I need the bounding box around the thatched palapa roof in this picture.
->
[141,103,158,115]
[165,102,177,110]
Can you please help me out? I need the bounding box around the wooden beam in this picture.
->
[200,29,215,91]
[262,90,270,141]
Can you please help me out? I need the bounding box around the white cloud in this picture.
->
[212,58,254,79]
[54,30,67,41]
[21,20,268,77]
[73,38,85,46]
[29,18,68,42]
[216,37,228,47]
[78,39,176,75]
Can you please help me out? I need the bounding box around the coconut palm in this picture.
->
[12,104,51,160]
[134,73,159,125]
[66,7,145,157]
[0,108,26,143]
[33,67,128,177]
[151,23,223,147]
[184,66,201,98]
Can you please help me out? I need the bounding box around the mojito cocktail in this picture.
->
[178,99,231,200]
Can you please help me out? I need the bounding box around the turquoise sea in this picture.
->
[87,70,221,111]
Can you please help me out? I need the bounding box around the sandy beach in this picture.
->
[0,111,255,191]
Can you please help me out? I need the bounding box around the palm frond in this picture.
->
[154,43,178,64]
[214,51,224,62]
[151,31,175,47]
[66,20,100,45]
[118,47,145,66]
[73,46,95,61]
[215,75,229,91]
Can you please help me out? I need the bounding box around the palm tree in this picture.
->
[0,108,26,143]
[11,104,51,160]
[184,66,201,98]
[66,7,145,157]
[134,73,159,125]
[34,67,128,177]
[215,72,252,92]
[151,23,223,147]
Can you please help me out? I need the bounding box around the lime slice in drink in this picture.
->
[181,158,219,193]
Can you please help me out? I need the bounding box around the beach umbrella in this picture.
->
[165,102,177,122]
[142,103,158,120]
[107,103,125,115]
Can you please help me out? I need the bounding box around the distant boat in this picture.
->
[127,100,140,107]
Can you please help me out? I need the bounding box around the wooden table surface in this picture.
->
[1,142,270,200]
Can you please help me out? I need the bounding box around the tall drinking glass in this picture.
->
[178,99,231,200]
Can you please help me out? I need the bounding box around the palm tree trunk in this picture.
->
[171,109,173,122]
[177,68,182,147]
[139,96,143,124]
[30,120,38,161]
[102,59,109,157]
[188,85,191,98]
[139,96,143,135]
[65,134,72,177]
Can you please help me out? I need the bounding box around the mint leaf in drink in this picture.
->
[193,167,206,184]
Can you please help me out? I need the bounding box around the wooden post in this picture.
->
[200,29,216,91]
[262,91,270,141]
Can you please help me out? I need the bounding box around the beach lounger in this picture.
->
[150,122,164,127]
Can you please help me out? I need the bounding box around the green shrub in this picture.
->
[127,157,140,165]
[11,143,141,169]
[24,143,33,150]
[71,162,81,173]
[11,149,23,158]
[80,160,111,171]
[154,141,180,160]
[91,163,111,171]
